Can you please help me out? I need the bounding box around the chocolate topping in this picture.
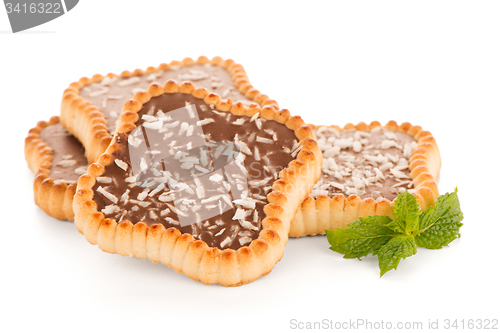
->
[39,122,88,182]
[92,93,298,250]
[79,64,254,134]
[312,126,418,200]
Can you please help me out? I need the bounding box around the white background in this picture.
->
[1,1,499,332]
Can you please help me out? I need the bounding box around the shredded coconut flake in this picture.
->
[96,186,118,204]
[114,159,128,171]
[96,177,112,184]
[232,209,246,220]
[209,174,223,182]
[256,136,274,144]
[56,160,77,168]
[233,198,256,210]
[117,77,141,87]
[102,205,119,215]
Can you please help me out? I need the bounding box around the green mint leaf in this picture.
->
[416,189,463,249]
[377,235,417,276]
[418,188,461,231]
[326,215,398,259]
[325,188,463,276]
[392,190,420,234]
[385,219,406,234]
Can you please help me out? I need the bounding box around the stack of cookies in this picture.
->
[24,56,440,286]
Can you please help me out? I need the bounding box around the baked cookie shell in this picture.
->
[73,81,322,286]
[289,120,440,237]
[61,56,279,164]
[25,116,86,221]
[91,93,299,250]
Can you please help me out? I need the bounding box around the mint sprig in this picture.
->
[325,189,463,276]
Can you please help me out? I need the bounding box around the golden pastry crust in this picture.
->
[289,120,440,237]
[25,116,78,221]
[73,81,322,286]
[61,56,279,164]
